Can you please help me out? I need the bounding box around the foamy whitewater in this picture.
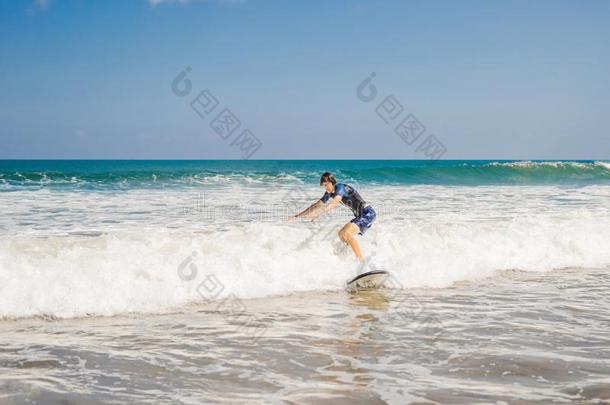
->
[2,160,610,404]
[1,160,609,319]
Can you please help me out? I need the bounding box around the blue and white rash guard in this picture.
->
[320,183,368,217]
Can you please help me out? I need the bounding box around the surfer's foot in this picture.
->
[355,255,375,275]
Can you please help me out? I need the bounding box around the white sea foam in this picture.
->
[485,161,596,169]
[1,184,610,319]
[481,160,610,172]
[595,161,610,171]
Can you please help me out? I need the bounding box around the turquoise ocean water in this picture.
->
[1,160,609,190]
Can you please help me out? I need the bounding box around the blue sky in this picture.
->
[1,0,608,159]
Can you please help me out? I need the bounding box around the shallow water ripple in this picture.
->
[1,267,609,404]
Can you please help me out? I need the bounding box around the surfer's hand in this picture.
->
[287,216,297,222]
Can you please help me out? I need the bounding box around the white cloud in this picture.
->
[27,0,50,14]
[148,0,189,6]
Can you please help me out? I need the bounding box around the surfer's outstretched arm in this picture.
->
[291,200,324,220]
[309,196,341,221]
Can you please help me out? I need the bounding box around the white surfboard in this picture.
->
[346,269,389,289]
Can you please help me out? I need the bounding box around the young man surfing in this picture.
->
[290,172,376,262]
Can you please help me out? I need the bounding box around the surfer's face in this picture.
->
[322,181,334,193]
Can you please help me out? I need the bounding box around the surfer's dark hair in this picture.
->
[320,172,336,186]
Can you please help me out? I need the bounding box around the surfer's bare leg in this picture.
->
[338,223,363,262]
